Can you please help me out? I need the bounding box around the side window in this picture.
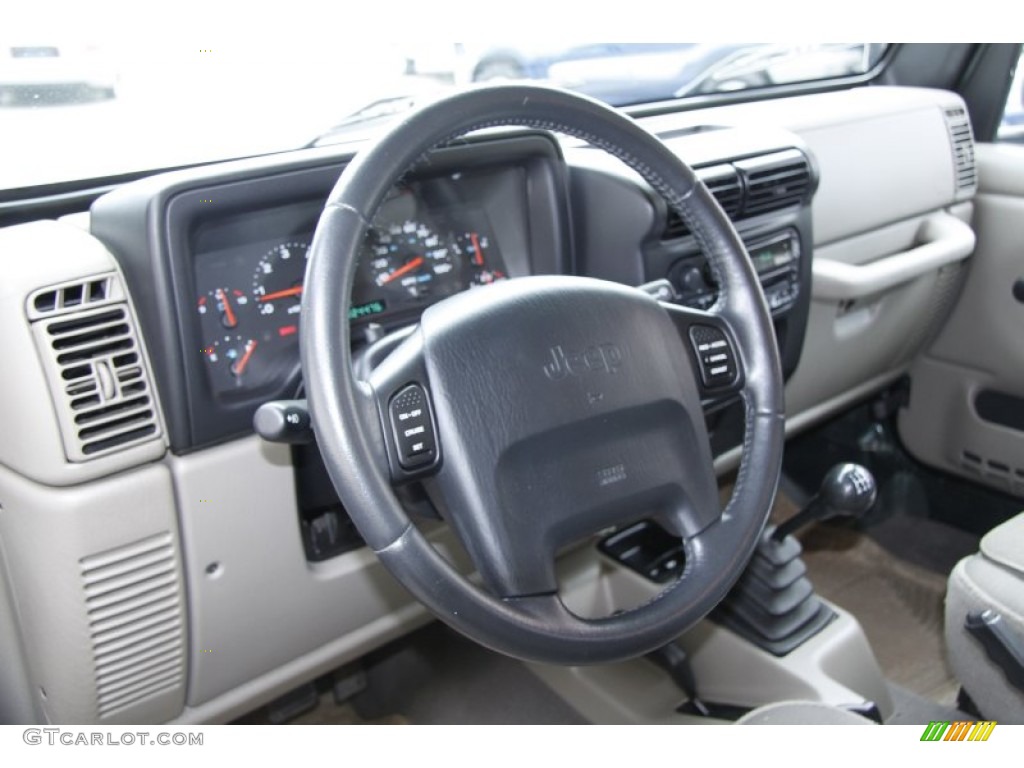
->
[997,46,1024,143]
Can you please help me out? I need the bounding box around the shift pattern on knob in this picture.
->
[819,463,878,518]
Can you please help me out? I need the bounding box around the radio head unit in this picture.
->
[671,229,801,316]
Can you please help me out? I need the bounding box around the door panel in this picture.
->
[899,144,1024,498]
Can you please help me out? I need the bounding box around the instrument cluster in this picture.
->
[193,184,508,398]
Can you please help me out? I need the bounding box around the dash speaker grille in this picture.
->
[80,532,185,718]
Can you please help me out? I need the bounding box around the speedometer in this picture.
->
[365,220,461,300]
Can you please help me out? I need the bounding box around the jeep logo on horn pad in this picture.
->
[543,343,623,380]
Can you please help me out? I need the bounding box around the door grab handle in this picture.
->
[812,212,975,301]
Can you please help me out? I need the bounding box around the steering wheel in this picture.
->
[300,85,784,665]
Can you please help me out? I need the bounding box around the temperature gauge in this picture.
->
[197,287,251,328]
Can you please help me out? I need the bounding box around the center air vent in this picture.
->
[944,106,977,199]
[662,150,812,241]
[29,281,161,462]
[663,164,742,239]
[735,149,812,216]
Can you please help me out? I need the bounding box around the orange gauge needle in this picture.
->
[231,340,257,377]
[470,233,484,266]
[258,285,303,302]
[381,256,424,285]
[216,289,237,328]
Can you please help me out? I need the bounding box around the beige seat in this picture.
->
[945,513,1024,723]
[737,701,874,725]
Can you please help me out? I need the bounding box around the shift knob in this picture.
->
[819,463,877,519]
[771,463,876,542]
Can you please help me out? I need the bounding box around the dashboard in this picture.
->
[90,128,820,455]
[0,84,982,726]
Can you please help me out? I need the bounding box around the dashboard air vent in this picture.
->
[701,165,743,218]
[736,149,812,216]
[944,107,977,199]
[662,164,742,239]
[80,532,185,718]
[661,151,812,241]
[30,293,161,462]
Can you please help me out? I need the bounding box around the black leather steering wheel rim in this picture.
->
[301,84,784,665]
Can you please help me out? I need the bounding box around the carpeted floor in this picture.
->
[348,622,587,724]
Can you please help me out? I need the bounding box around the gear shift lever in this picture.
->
[714,463,878,656]
[772,463,877,543]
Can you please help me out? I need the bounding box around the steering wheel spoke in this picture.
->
[365,329,443,484]
[661,302,747,403]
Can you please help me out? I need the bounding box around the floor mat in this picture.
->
[758,486,961,705]
[795,520,959,705]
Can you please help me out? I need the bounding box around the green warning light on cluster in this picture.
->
[348,301,386,321]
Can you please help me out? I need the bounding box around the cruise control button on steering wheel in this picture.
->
[387,384,437,470]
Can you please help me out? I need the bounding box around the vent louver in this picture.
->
[663,165,743,239]
[662,150,811,241]
[29,279,161,462]
[80,533,185,718]
[944,107,977,199]
[736,150,812,216]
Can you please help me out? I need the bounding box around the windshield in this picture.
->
[0,41,885,191]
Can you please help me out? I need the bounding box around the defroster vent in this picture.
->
[29,278,161,462]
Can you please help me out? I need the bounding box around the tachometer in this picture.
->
[251,241,310,330]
